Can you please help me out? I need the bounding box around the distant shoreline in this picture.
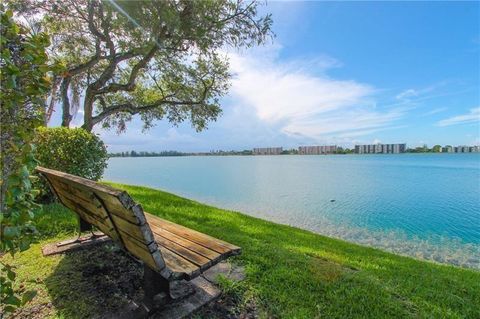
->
[108,152,479,158]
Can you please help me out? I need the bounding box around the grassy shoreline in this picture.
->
[4,183,480,318]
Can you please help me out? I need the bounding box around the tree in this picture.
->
[432,145,442,153]
[0,8,52,313]
[12,0,273,132]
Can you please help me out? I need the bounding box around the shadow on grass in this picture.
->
[43,242,143,318]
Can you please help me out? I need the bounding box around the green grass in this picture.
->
[3,183,480,318]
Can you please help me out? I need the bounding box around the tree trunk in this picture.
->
[82,90,95,132]
[45,76,59,125]
[61,108,72,127]
[61,77,72,127]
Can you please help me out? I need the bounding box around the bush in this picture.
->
[34,127,108,183]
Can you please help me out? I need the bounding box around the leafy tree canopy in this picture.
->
[432,145,442,152]
[12,0,273,132]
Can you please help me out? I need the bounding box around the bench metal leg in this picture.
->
[56,218,94,247]
[79,217,92,233]
[58,218,94,246]
[142,265,171,313]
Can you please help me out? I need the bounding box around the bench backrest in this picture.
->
[37,166,166,273]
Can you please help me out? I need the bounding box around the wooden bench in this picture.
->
[36,166,241,313]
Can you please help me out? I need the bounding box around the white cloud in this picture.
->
[437,107,480,127]
[395,82,449,103]
[423,107,447,116]
[396,89,419,101]
[227,47,405,142]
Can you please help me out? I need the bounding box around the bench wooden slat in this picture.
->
[160,248,201,279]
[110,214,155,245]
[145,213,241,255]
[50,179,105,212]
[122,236,164,272]
[38,166,121,195]
[155,235,211,269]
[49,179,108,218]
[121,231,200,279]
[58,195,118,239]
[118,229,158,253]
[150,227,221,261]
[98,196,141,225]
[48,178,125,242]
[42,168,141,224]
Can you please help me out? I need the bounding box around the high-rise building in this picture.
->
[442,146,453,153]
[298,145,337,155]
[455,146,470,153]
[355,143,406,154]
[253,147,283,155]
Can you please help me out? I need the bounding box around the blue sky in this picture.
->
[51,1,480,152]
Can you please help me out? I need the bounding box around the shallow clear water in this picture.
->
[104,154,480,268]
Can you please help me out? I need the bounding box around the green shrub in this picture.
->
[34,127,108,182]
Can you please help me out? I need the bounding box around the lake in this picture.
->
[104,153,480,268]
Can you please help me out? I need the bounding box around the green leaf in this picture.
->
[21,290,37,305]
[8,175,21,186]
[5,295,21,306]
[19,239,31,252]
[6,268,16,281]
[20,165,30,178]
[3,305,16,313]
[3,226,20,239]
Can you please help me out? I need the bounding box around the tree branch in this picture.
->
[67,39,102,76]
[95,45,158,94]
[91,99,192,121]
[90,86,212,127]
[87,0,115,55]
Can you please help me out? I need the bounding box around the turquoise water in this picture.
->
[104,154,480,268]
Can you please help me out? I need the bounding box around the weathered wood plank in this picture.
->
[150,226,221,261]
[111,214,155,245]
[52,181,110,221]
[160,248,201,279]
[58,195,117,238]
[96,194,141,224]
[37,166,121,196]
[51,181,121,242]
[49,178,103,212]
[40,167,141,224]
[122,237,163,272]
[155,235,211,269]
[121,229,201,279]
[117,229,158,253]
[145,213,241,255]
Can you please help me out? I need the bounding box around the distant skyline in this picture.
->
[49,1,480,152]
